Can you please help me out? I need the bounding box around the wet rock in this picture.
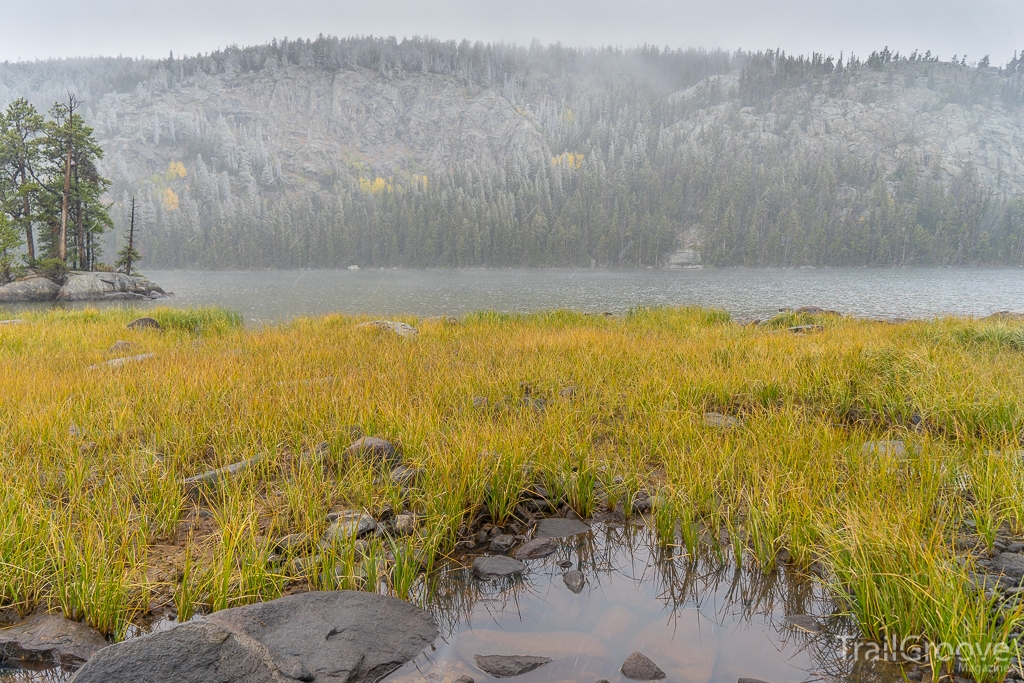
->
[563,570,585,593]
[389,464,421,487]
[783,614,821,633]
[126,316,162,331]
[513,538,558,559]
[392,513,417,535]
[0,276,61,302]
[620,652,666,680]
[345,436,400,470]
[632,492,652,514]
[87,352,156,371]
[0,613,108,669]
[473,654,552,678]
[322,511,377,546]
[473,555,526,581]
[475,530,490,545]
[73,592,437,683]
[107,340,141,355]
[991,552,1024,579]
[181,454,262,499]
[489,534,516,554]
[703,412,739,428]
[534,518,590,539]
[355,320,418,337]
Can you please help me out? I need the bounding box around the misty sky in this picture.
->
[0,0,1021,65]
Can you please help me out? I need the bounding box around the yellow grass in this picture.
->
[1,306,1023,679]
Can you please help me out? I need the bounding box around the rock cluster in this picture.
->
[0,272,167,302]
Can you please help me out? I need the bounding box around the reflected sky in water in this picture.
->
[387,524,883,683]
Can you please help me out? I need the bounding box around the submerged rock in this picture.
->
[534,518,590,539]
[473,654,551,678]
[71,591,437,683]
[0,613,108,669]
[473,555,526,581]
[783,614,821,633]
[0,276,61,302]
[513,538,558,560]
[563,570,585,593]
[620,652,666,681]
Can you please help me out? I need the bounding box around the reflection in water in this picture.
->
[389,523,898,683]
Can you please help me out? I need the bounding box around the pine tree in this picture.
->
[116,197,140,276]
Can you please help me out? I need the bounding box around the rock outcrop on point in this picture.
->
[0,276,62,302]
[56,272,166,301]
[0,272,167,303]
[70,591,437,683]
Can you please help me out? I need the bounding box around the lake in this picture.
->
[139,268,1020,322]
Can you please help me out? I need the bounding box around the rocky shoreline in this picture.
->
[0,272,168,303]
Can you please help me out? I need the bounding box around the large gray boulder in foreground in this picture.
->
[71,591,438,683]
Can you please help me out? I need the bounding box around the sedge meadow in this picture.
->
[2,304,1024,682]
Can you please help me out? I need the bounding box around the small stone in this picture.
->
[703,412,739,428]
[389,464,421,487]
[474,654,552,678]
[861,440,908,457]
[534,518,590,539]
[558,386,577,398]
[476,530,490,545]
[345,436,400,469]
[632,493,652,514]
[127,317,161,331]
[108,340,141,355]
[905,670,924,682]
[621,652,666,680]
[321,511,377,546]
[355,320,418,337]
[513,538,558,560]
[489,534,516,554]
[563,570,585,593]
[991,552,1024,578]
[454,677,475,683]
[473,555,526,581]
[393,514,416,535]
[788,324,824,333]
[473,396,489,409]
[1009,542,1024,554]
[558,560,573,569]
[274,533,311,553]
[738,679,773,683]
[783,614,821,633]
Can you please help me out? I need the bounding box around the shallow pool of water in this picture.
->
[388,523,874,683]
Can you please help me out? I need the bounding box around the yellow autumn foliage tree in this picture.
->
[358,177,393,194]
[166,161,187,181]
[551,152,584,169]
[162,188,180,211]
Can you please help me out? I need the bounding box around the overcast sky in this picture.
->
[1,0,1021,65]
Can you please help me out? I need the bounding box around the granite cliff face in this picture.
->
[2,41,1023,267]
[667,65,1024,192]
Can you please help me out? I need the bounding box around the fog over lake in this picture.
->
[134,268,1024,323]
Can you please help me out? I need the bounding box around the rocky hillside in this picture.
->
[2,38,1023,267]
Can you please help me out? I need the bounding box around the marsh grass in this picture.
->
[1,305,1024,680]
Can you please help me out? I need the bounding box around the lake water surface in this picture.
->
[117,268,1023,322]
